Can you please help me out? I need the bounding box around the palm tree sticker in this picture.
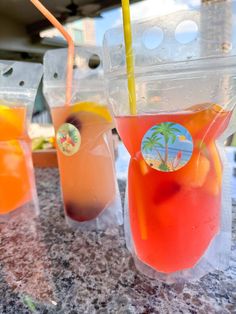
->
[141,122,193,172]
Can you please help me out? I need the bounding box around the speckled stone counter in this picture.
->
[0,168,235,314]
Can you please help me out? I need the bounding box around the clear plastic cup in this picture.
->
[44,47,122,230]
[0,61,42,221]
[104,6,236,280]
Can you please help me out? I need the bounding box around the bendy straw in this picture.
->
[30,0,74,106]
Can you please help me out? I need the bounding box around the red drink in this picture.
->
[116,104,231,273]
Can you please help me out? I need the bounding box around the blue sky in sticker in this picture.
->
[142,123,193,154]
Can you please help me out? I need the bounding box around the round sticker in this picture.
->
[56,123,81,156]
[141,122,193,172]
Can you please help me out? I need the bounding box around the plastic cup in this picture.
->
[0,61,42,221]
[103,8,236,278]
[44,48,122,229]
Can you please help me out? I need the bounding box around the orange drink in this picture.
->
[0,105,37,215]
[51,102,116,223]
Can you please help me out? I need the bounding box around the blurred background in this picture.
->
[0,0,235,196]
[0,0,194,61]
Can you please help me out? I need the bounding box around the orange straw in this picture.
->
[30,0,74,106]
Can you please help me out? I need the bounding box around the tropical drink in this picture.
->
[0,105,36,215]
[51,102,116,223]
[116,103,231,273]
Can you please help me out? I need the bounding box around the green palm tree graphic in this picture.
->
[142,123,181,171]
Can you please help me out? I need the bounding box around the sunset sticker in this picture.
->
[141,122,193,172]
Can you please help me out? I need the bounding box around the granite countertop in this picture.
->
[0,168,235,314]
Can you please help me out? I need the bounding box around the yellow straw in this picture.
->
[121,0,137,115]
[121,0,147,240]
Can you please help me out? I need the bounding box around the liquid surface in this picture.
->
[116,103,231,273]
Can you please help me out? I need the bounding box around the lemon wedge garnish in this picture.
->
[211,103,225,113]
[0,104,13,118]
[188,103,224,113]
[71,102,113,123]
[0,104,21,132]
